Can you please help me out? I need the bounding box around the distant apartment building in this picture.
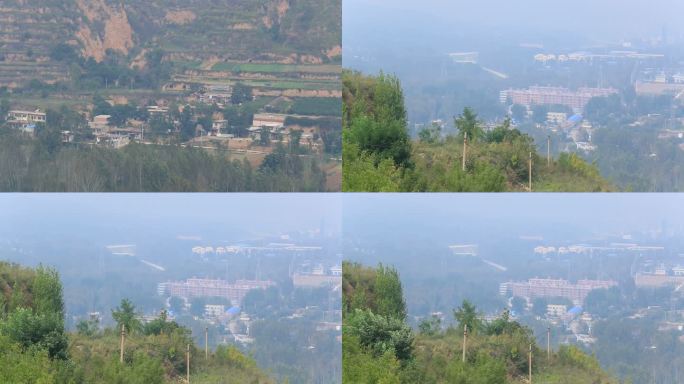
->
[204,304,226,318]
[546,304,568,318]
[635,81,684,96]
[635,266,684,287]
[674,73,684,84]
[500,86,617,111]
[634,273,684,287]
[448,244,478,256]
[502,278,617,305]
[199,85,232,105]
[6,109,46,134]
[252,113,286,129]
[448,52,479,64]
[7,109,46,124]
[162,278,274,305]
[546,112,568,125]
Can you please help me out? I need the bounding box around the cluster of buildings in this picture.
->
[292,264,342,288]
[533,243,665,255]
[247,113,317,148]
[500,278,617,305]
[196,85,234,106]
[88,114,144,149]
[533,51,664,64]
[500,86,618,112]
[159,278,275,306]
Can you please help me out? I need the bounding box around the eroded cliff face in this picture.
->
[0,0,340,72]
[74,0,134,62]
[262,0,290,29]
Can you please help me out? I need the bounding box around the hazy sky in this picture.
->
[344,0,684,46]
[343,194,684,240]
[0,194,342,242]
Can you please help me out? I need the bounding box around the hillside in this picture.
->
[0,0,340,83]
[342,71,613,192]
[0,0,341,192]
[342,262,617,384]
[0,0,341,101]
[0,261,273,383]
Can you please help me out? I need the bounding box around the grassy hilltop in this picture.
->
[0,261,273,383]
[342,71,612,192]
[342,262,617,384]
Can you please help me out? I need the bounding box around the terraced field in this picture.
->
[211,63,342,74]
[0,0,341,89]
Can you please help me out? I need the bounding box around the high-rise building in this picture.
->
[162,278,274,305]
[502,278,617,305]
[500,86,617,111]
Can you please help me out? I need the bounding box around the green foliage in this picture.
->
[418,122,441,144]
[343,71,412,169]
[231,83,253,105]
[1,307,69,360]
[444,353,506,384]
[112,298,142,334]
[76,318,99,337]
[454,107,483,141]
[0,335,58,384]
[418,315,441,336]
[375,265,407,320]
[0,132,328,192]
[453,300,483,334]
[343,333,401,384]
[346,309,414,362]
[0,264,68,360]
[342,142,402,192]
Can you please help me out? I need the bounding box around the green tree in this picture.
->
[453,300,482,334]
[418,315,441,336]
[259,127,271,146]
[375,264,406,320]
[454,107,482,141]
[289,129,303,153]
[418,122,441,144]
[231,83,253,105]
[346,309,414,362]
[112,298,142,334]
[344,72,412,168]
[76,318,99,336]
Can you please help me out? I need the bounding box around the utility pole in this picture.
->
[528,152,533,191]
[205,326,209,359]
[462,324,468,363]
[547,135,551,167]
[528,344,533,384]
[186,344,190,383]
[119,324,125,363]
[547,327,551,360]
[462,132,468,171]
